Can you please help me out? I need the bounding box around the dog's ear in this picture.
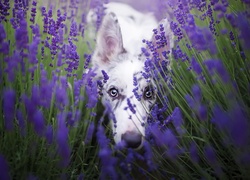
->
[93,12,124,66]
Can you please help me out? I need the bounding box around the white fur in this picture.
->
[89,2,172,149]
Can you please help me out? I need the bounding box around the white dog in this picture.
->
[89,2,173,149]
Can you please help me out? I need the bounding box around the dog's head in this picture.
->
[91,12,172,149]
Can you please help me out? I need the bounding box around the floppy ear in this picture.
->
[93,12,124,67]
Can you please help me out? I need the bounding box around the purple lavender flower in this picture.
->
[191,57,202,75]
[16,109,26,136]
[204,144,217,164]
[77,173,84,180]
[0,0,10,22]
[55,85,69,110]
[192,84,201,101]
[73,79,84,106]
[0,154,10,180]
[185,94,195,109]
[204,144,223,175]
[198,105,207,120]
[97,125,118,179]
[149,124,178,149]
[29,1,37,24]
[69,20,78,37]
[0,23,6,43]
[83,54,91,69]
[225,13,237,27]
[85,122,95,144]
[189,142,199,163]
[45,125,53,144]
[27,174,38,180]
[126,98,136,114]
[3,89,16,131]
[228,106,249,147]
[32,110,45,136]
[171,107,183,131]
[143,141,156,171]
[29,25,40,65]
[84,70,98,108]
[90,0,107,31]
[56,112,71,168]
[15,18,29,50]
[237,14,250,49]
[65,38,80,75]
[170,21,183,41]
[39,69,54,108]
[211,105,230,131]
[101,70,109,83]
[203,59,230,83]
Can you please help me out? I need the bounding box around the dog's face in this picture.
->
[100,54,157,149]
[92,12,160,149]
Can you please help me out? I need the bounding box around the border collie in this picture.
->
[88,2,173,149]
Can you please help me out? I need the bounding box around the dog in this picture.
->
[88,2,173,149]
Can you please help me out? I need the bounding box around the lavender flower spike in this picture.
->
[3,89,16,131]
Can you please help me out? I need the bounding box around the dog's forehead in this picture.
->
[110,57,144,79]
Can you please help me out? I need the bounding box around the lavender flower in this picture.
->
[15,18,29,50]
[39,69,54,108]
[32,110,45,136]
[45,125,53,144]
[84,70,98,108]
[143,141,156,171]
[203,59,230,83]
[192,84,201,102]
[170,107,184,135]
[101,70,109,83]
[0,23,6,43]
[83,53,91,69]
[149,124,178,150]
[0,0,10,22]
[204,145,222,175]
[211,105,230,131]
[29,25,40,65]
[126,98,136,114]
[97,125,118,179]
[55,85,69,110]
[191,57,202,75]
[56,112,71,168]
[69,20,78,38]
[237,14,250,49]
[189,142,199,163]
[16,109,26,136]
[0,154,10,180]
[85,122,95,144]
[29,1,37,24]
[198,105,207,120]
[228,106,249,147]
[3,89,16,131]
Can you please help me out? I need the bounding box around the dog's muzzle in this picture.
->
[121,131,142,149]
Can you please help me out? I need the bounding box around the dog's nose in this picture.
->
[121,131,142,149]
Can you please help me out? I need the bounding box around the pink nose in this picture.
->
[121,131,142,149]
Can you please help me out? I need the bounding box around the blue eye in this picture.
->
[143,86,154,99]
[108,87,119,97]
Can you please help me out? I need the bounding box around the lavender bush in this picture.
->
[0,0,250,179]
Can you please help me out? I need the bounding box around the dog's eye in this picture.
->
[143,86,154,100]
[108,87,119,97]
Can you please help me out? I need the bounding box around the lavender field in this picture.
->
[0,0,250,179]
